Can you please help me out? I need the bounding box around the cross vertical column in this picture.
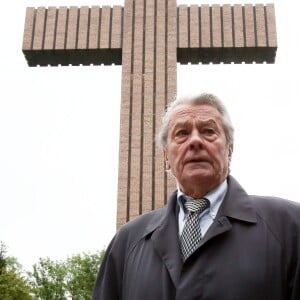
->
[117,0,177,228]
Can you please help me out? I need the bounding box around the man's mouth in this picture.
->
[185,157,210,164]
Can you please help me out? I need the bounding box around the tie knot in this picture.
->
[184,198,210,214]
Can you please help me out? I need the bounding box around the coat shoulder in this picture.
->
[115,206,167,248]
[250,195,300,243]
[251,194,300,218]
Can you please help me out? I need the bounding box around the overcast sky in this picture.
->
[0,0,299,271]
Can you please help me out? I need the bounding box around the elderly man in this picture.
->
[93,93,300,300]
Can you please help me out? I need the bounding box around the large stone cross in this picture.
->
[22,0,277,228]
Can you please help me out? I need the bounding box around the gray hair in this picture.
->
[157,93,234,148]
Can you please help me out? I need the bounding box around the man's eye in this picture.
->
[203,128,215,135]
[176,130,188,136]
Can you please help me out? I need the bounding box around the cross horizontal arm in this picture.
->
[22,3,277,67]
[22,6,123,66]
[177,3,277,64]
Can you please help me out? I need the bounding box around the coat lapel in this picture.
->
[200,176,257,246]
[220,176,257,223]
[150,192,183,286]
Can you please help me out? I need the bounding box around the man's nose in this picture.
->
[188,130,203,149]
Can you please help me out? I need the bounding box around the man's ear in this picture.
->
[228,144,233,161]
[163,149,170,169]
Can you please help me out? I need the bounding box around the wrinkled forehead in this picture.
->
[169,103,223,124]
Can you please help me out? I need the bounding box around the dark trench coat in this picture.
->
[93,176,300,300]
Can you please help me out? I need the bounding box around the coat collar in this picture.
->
[218,175,257,223]
[200,175,257,247]
[142,191,178,236]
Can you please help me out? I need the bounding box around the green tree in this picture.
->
[65,251,105,300]
[29,249,105,300]
[30,257,67,300]
[0,242,6,274]
[0,241,33,300]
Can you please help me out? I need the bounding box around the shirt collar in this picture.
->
[177,180,228,217]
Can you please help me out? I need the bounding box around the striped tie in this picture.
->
[180,197,210,261]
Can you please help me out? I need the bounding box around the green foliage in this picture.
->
[29,249,105,300]
[65,251,105,300]
[0,242,6,274]
[0,241,106,300]
[0,241,33,300]
[0,269,33,300]
[30,258,68,300]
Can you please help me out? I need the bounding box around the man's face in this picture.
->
[164,104,233,196]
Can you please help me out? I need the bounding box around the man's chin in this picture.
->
[184,171,213,183]
[184,164,211,176]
